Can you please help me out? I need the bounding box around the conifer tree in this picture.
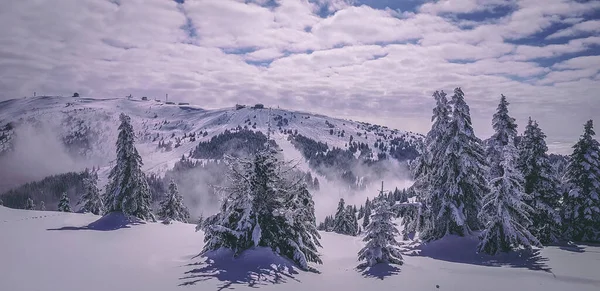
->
[362,198,372,228]
[25,198,35,210]
[0,199,4,206]
[478,138,540,255]
[80,170,103,215]
[420,88,488,241]
[517,118,562,243]
[104,113,154,221]
[40,201,46,211]
[358,195,403,267]
[333,198,358,236]
[158,179,191,223]
[487,94,518,179]
[562,120,600,242]
[201,149,322,271]
[58,192,71,212]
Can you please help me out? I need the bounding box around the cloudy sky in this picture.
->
[1,0,599,153]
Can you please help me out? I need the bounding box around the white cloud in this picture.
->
[553,55,600,70]
[419,0,515,15]
[547,20,600,39]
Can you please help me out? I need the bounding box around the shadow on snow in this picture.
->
[46,212,145,231]
[402,235,552,273]
[179,247,304,290]
[356,263,401,280]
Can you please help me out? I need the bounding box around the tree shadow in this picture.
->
[179,248,303,290]
[553,241,600,254]
[47,212,145,231]
[402,235,552,273]
[356,263,401,280]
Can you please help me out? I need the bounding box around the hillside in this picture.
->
[1,206,598,291]
[0,96,420,218]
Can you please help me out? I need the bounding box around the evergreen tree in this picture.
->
[104,113,154,221]
[157,180,191,223]
[358,196,403,267]
[420,88,488,241]
[40,201,46,211]
[80,170,103,215]
[25,198,35,210]
[313,177,320,191]
[0,199,3,206]
[517,118,562,243]
[478,135,540,255]
[333,198,358,235]
[362,198,372,229]
[487,94,518,179]
[562,120,600,242]
[201,150,322,271]
[58,192,71,212]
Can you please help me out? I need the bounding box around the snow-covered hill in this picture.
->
[0,96,421,190]
[1,206,598,291]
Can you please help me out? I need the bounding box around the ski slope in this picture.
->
[1,206,598,291]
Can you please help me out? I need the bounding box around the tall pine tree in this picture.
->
[104,113,154,221]
[562,120,600,242]
[201,149,322,271]
[517,118,562,244]
[486,94,518,179]
[478,136,540,255]
[158,179,191,223]
[420,88,488,241]
[80,170,103,215]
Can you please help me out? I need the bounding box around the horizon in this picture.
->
[1,0,599,154]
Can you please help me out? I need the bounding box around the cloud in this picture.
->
[546,19,600,39]
[0,0,599,154]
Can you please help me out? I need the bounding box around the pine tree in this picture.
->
[362,198,372,229]
[487,94,518,179]
[40,201,46,211]
[562,120,600,242]
[201,150,322,271]
[333,198,357,235]
[0,199,3,206]
[420,88,488,241]
[80,170,103,215]
[158,180,191,223]
[104,113,154,221]
[517,118,562,244]
[25,198,35,210]
[478,134,540,255]
[58,192,71,212]
[358,195,403,267]
[313,177,320,191]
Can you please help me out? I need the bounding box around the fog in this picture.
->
[0,123,97,193]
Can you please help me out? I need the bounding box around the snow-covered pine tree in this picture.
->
[104,113,154,221]
[333,198,357,235]
[562,120,600,242]
[80,170,103,215]
[313,177,320,191]
[348,205,359,235]
[157,179,191,223]
[0,199,3,206]
[58,192,71,212]
[420,88,488,241]
[40,201,46,211]
[25,198,35,210]
[201,149,322,271]
[362,198,372,229]
[486,94,518,179]
[358,195,403,267]
[358,205,365,220]
[478,135,540,255]
[517,118,562,244]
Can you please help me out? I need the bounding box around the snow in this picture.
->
[0,96,421,190]
[2,206,599,291]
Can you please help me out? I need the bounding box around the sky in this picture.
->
[0,0,599,154]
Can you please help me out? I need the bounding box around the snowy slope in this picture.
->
[0,96,421,188]
[1,206,599,291]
